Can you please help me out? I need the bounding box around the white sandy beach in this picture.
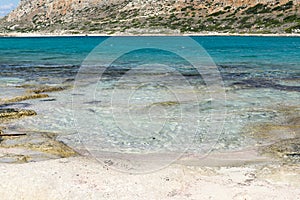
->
[0,155,299,200]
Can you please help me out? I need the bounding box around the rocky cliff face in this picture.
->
[0,0,299,34]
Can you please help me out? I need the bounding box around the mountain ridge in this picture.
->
[0,0,299,35]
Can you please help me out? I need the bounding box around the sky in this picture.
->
[0,0,19,17]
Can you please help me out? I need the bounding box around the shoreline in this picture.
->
[1,32,300,37]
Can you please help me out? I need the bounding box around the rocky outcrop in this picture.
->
[1,132,77,158]
[0,84,77,163]
[262,137,300,162]
[1,94,49,104]
[0,0,299,34]
[246,105,300,163]
[0,132,77,163]
[0,108,37,122]
[26,85,69,94]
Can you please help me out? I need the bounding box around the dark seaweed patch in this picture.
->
[231,79,300,92]
[0,102,32,109]
[0,65,80,80]
[83,100,102,105]
[40,99,57,102]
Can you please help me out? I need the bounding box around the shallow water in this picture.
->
[0,36,299,166]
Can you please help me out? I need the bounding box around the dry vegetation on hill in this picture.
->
[0,0,299,34]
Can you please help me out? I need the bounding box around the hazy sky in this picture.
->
[0,0,19,17]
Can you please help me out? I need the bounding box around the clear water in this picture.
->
[0,36,299,156]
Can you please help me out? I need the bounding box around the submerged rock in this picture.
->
[229,79,300,92]
[40,98,57,102]
[261,138,300,162]
[0,154,30,163]
[17,84,70,93]
[0,108,37,122]
[0,93,49,104]
[248,123,300,141]
[0,132,77,160]
[1,84,70,105]
[246,106,300,162]
[27,85,69,94]
[150,101,180,107]
[287,117,300,126]
[0,85,76,163]
[0,126,7,134]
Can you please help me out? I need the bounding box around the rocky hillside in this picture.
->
[0,0,299,34]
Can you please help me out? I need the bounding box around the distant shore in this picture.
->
[1,32,300,37]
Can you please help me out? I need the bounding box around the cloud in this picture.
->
[0,3,16,17]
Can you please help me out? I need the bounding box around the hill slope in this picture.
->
[0,0,299,34]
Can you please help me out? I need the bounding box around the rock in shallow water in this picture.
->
[26,85,69,94]
[0,85,77,163]
[0,154,30,163]
[0,108,37,122]
[0,93,49,104]
[261,138,300,163]
[245,106,300,163]
[229,79,300,92]
[0,132,77,162]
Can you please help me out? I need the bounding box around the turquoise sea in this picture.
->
[0,36,299,85]
[0,36,299,169]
